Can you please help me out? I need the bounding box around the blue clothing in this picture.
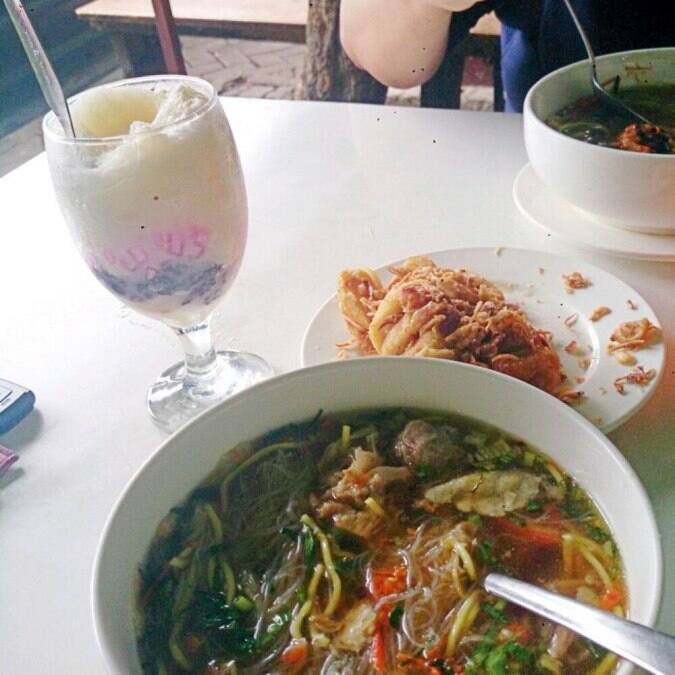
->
[444,0,675,112]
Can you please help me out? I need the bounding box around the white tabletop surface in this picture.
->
[1,97,673,673]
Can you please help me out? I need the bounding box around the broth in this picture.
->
[547,84,675,154]
[136,408,625,674]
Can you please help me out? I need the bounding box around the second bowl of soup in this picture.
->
[524,47,675,235]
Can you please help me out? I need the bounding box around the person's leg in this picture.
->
[499,24,540,112]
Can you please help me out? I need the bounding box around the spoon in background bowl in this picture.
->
[485,573,675,675]
[561,0,657,128]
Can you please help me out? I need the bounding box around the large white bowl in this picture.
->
[524,48,675,235]
[93,358,662,674]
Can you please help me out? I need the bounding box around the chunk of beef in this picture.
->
[393,420,466,472]
[422,469,563,517]
[314,448,411,540]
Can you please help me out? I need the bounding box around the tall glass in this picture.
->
[43,75,272,431]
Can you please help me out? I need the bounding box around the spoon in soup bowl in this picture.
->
[561,0,657,128]
[485,573,675,675]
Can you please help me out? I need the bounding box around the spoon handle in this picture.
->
[561,0,597,70]
[3,0,76,137]
[485,573,675,675]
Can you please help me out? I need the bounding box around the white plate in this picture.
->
[301,247,665,432]
[513,164,675,262]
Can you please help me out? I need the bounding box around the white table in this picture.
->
[1,98,673,673]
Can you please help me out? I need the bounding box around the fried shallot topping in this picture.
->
[607,318,661,353]
[562,272,591,294]
[613,367,657,394]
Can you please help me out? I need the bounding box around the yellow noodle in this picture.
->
[446,590,481,658]
[168,546,193,570]
[220,555,236,603]
[301,515,342,616]
[203,503,223,544]
[546,463,565,488]
[168,619,192,670]
[539,653,562,673]
[589,653,618,675]
[290,563,325,640]
[451,555,465,598]
[562,535,574,577]
[576,545,612,589]
[341,425,351,448]
[454,542,476,581]
[206,556,216,589]
[568,533,612,563]
[365,497,386,517]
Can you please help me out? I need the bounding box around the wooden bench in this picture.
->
[76,0,306,76]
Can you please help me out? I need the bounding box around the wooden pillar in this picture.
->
[151,0,186,74]
[299,0,386,104]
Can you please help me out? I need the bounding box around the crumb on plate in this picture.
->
[613,366,657,394]
[562,272,591,294]
[564,340,578,354]
[614,350,637,366]
[564,313,578,328]
[590,306,612,322]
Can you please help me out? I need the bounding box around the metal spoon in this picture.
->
[561,0,655,127]
[485,573,675,675]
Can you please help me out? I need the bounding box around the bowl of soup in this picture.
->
[92,357,662,674]
[524,47,675,234]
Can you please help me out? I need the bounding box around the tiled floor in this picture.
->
[0,36,493,177]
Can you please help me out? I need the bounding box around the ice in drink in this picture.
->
[44,79,247,327]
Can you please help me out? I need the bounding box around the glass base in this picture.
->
[147,350,273,432]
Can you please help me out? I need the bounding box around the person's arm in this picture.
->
[340,0,481,89]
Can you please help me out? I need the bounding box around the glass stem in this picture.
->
[173,321,222,388]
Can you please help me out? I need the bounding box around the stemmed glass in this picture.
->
[43,75,272,431]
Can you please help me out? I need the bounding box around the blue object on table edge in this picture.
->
[0,378,35,434]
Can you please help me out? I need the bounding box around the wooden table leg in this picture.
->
[109,31,166,78]
[151,0,186,75]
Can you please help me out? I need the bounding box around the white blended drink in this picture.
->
[44,76,271,430]
[44,78,247,328]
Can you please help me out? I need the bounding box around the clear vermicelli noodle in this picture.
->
[136,408,625,674]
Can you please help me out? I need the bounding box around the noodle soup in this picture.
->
[136,409,625,674]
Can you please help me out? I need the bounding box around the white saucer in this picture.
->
[301,247,665,433]
[513,164,675,262]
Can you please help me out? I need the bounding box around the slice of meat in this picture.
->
[333,509,382,539]
[393,420,466,472]
[333,602,377,652]
[314,448,411,540]
[368,465,412,492]
[423,470,563,517]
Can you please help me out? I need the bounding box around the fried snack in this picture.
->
[607,318,661,353]
[338,257,564,395]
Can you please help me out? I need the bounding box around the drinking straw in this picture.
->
[3,0,76,137]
